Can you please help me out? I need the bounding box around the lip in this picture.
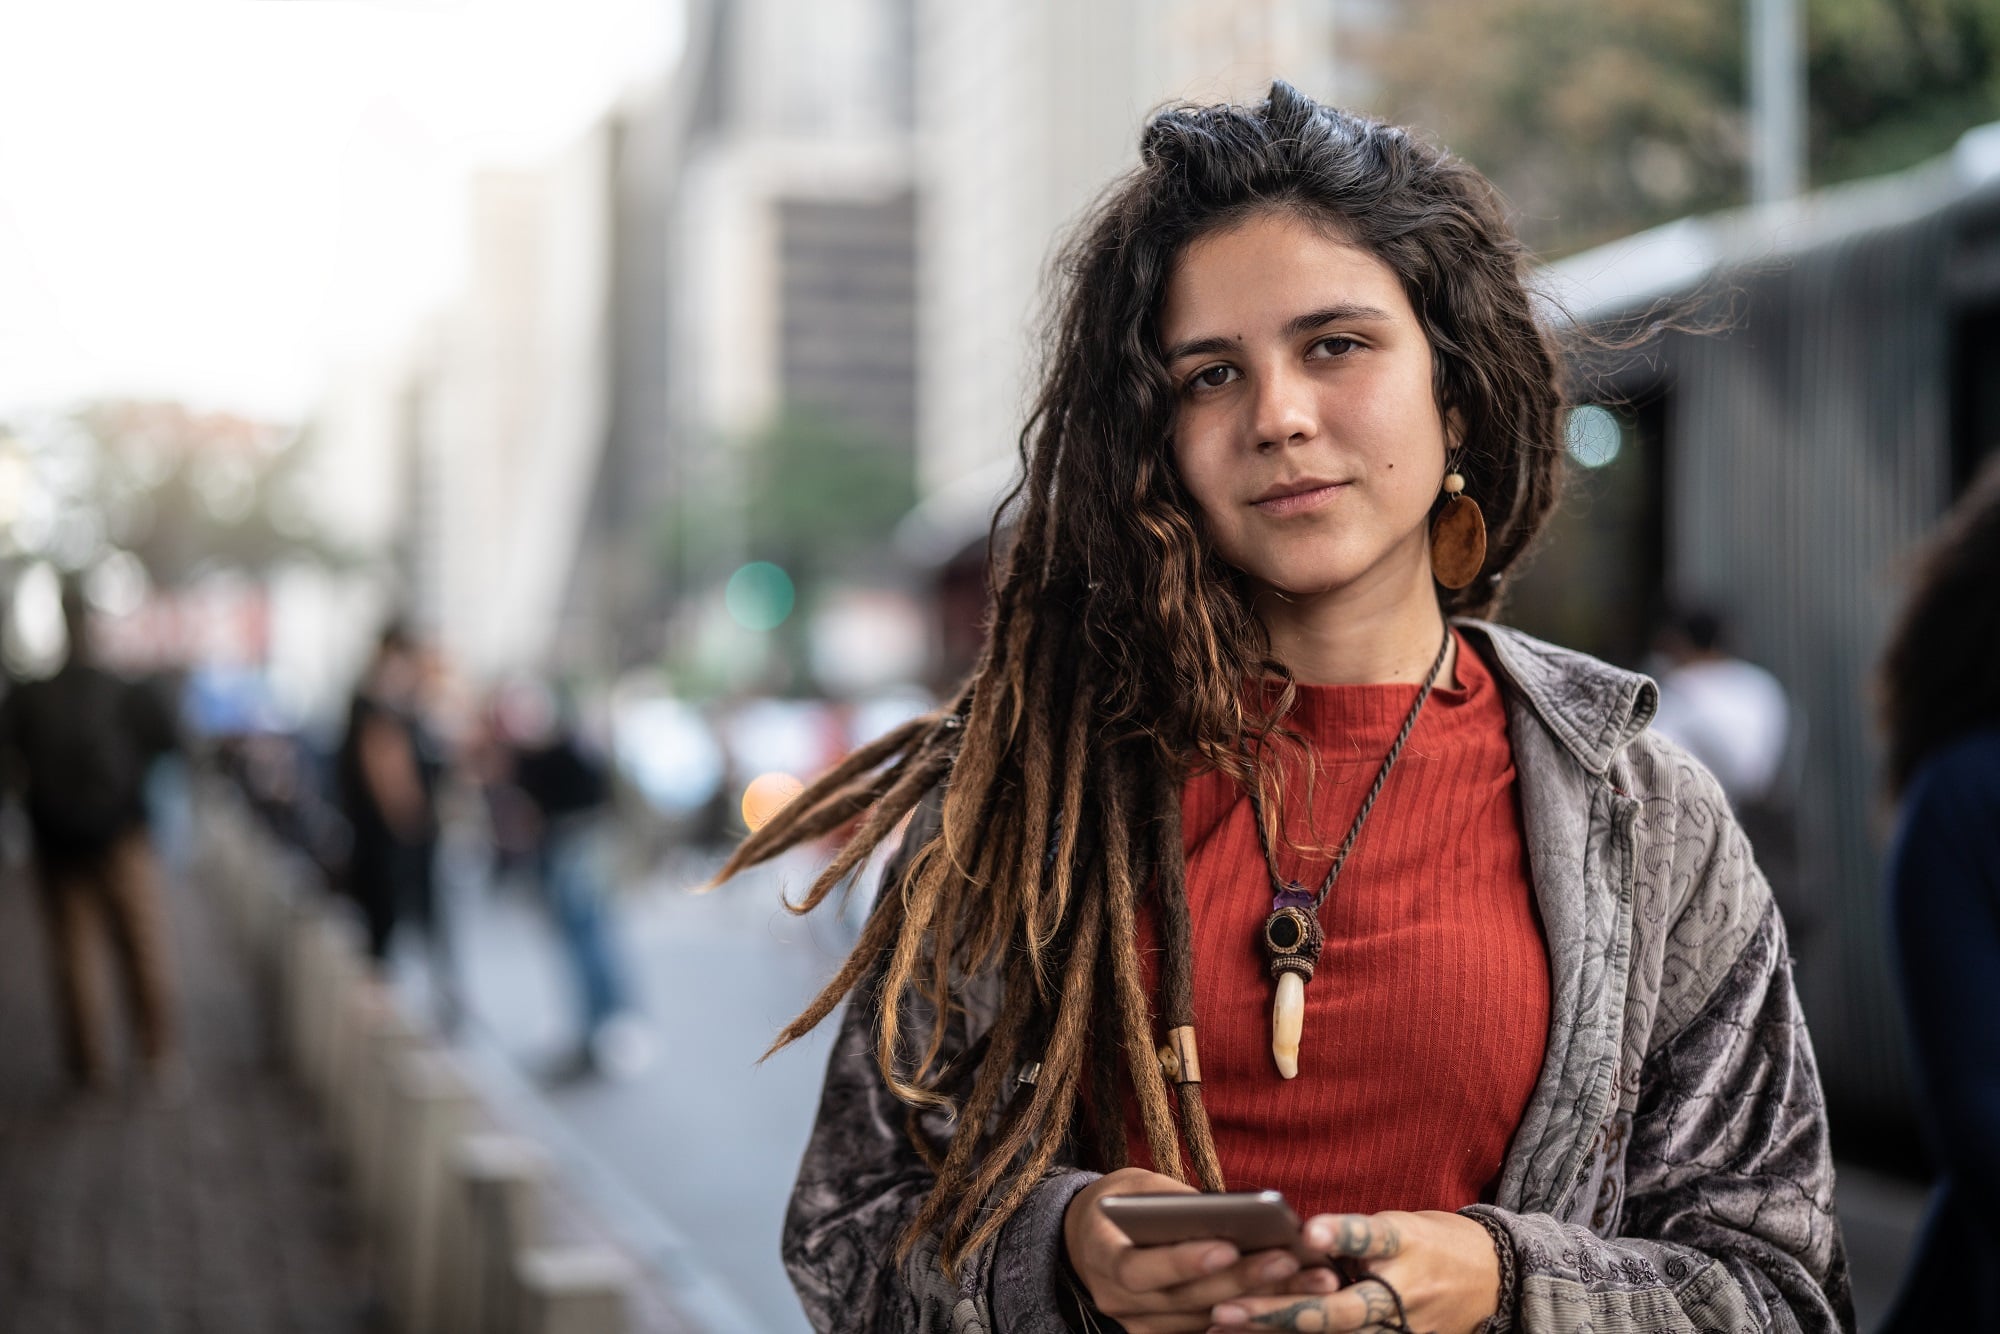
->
[1250,478,1349,517]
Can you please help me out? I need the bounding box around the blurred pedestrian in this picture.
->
[336,622,459,1028]
[0,585,183,1094]
[485,679,651,1081]
[714,86,1848,1334]
[1876,454,2000,1333]
[1649,607,1808,939]
[1650,607,1792,806]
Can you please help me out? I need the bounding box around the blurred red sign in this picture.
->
[94,580,269,673]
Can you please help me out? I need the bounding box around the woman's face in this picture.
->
[1162,210,1454,605]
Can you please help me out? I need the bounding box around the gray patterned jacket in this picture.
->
[783,621,1855,1333]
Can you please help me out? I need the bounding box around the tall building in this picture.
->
[419,129,617,680]
[356,0,924,685]
[564,0,922,674]
[331,0,1337,688]
[656,0,920,665]
[912,1,1337,503]
[560,77,693,674]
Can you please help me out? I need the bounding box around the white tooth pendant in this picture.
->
[1261,893,1324,1081]
[1272,972,1305,1079]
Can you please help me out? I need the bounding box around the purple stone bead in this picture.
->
[1272,883,1314,911]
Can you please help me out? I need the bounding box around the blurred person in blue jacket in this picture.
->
[0,585,183,1093]
[484,679,651,1081]
[1876,453,2000,1332]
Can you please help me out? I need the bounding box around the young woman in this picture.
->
[1876,454,2000,1333]
[720,84,1851,1334]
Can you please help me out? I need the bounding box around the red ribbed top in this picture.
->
[1129,632,1549,1216]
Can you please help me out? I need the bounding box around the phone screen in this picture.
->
[1097,1191,1329,1266]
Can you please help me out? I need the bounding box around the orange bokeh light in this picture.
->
[741,771,805,831]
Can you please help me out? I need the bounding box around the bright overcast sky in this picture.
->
[0,0,682,422]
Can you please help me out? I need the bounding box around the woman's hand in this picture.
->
[1208,1211,1501,1333]
[1063,1169,1342,1333]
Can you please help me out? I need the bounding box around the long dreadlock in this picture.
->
[712,81,1565,1275]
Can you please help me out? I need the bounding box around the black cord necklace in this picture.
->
[1246,627,1451,1079]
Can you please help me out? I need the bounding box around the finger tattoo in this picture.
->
[1333,1216,1402,1258]
[1359,1281,1400,1328]
[1249,1297,1330,1332]
[1353,1277,1419,1334]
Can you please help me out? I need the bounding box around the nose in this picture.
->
[1250,363,1317,450]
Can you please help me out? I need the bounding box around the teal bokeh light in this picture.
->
[1565,405,1624,469]
[725,561,796,631]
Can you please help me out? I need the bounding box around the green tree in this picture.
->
[71,400,347,583]
[744,409,917,575]
[656,407,915,589]
[652,407,917,690]
[1359,0,2000,256]
[1810,0,2000,182]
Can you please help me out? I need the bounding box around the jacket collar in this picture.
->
[1455,619,1658,778]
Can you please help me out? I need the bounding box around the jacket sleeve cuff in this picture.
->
[991,1169,1101,1333]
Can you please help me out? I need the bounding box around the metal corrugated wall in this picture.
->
[1657,208,1958,1145]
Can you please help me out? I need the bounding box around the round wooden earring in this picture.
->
[1430,472,1487,590]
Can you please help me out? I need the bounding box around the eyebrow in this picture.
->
[1162,302,1397,363]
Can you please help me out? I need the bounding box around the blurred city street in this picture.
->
[410,850,856,1334]
[0,828,1938,1334]
[3,0,1997,1329]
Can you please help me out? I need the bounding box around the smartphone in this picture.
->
[1097,1191,1330,1267]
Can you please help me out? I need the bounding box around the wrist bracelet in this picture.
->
[1465,1211,1517,1334]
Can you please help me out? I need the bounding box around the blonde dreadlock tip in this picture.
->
[1272,972,1304,1080]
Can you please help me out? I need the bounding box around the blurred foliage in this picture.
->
[1812,0,2000,182]
[745,409,916,571]
[17,400,348,586]
[651,407,915,693]
[648,408,916,700]
[1360,0,2000,256]
[655,407,915,586]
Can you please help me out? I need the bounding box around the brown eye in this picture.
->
[1189,364,1238,391]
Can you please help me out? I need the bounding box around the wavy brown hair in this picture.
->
[715,83,1566,1273]
[1880,452,2000,797]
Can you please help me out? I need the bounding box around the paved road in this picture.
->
[425,845,1931,1334]
[416,848,849,1334]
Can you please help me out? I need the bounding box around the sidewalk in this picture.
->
[440,850,845,1334]
[0,849,378,1334]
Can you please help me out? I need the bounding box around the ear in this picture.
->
[1443,407,1467,456]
